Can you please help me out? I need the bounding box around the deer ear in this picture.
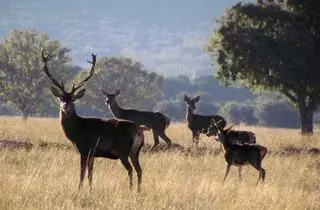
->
[51,87,62,98]
[194,96,200,102]
[73,89,86,100]
[115,89,120,95]
[184,95,189,102]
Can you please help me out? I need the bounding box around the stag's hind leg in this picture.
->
[129,151,143,191]
[120,156,133,190]
[250,159,266,185]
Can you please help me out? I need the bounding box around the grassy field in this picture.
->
[0,116,319,210]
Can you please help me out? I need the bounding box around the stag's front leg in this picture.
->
[238,166,242,181]
[87,156,95,191]
[79,155,87,190]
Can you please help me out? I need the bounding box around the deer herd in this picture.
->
[41,48,268,192]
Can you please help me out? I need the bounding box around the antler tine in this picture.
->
[72,53,97,93]
[41,47,65,91]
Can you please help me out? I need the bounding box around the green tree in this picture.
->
[0,29,71,119]
[79,56,164,114]
[206,0,320,134]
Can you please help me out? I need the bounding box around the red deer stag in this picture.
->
[41,48,147,191]
[184,94,226,146]
[101,89,172,148]
[207,123,256,144]
[213,122,267,184]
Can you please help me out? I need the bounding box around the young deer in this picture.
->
[42,48,148,191]
[101,89,172,148]
[184,94,226,146]
[207,123,256,144]
[214,123,267,184]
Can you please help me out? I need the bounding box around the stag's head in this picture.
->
[41,47,96,114]
[184,95,200,110]
[101,89,120,106]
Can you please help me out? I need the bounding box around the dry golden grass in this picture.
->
[0,116,319,209]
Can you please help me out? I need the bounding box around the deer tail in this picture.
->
[257,145,268,160]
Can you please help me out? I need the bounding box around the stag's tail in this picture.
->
[131,126,148,154]
[257,145,268,160]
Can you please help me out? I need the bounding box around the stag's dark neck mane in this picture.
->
[59,103,81,141]
[186,105,194,123]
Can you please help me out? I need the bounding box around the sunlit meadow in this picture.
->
[0,117,319,209]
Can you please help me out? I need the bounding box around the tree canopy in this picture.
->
[206,0,320,134]
[0,29,71,119]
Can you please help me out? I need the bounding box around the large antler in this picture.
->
[71,53,97,93]
[41,47,65,91]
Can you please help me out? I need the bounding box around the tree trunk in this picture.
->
[299,104,313,134]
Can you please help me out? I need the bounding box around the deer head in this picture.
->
[101,88,120,106]
[184,95,200,110]
[41,47,96,115]
[210,120,234,143]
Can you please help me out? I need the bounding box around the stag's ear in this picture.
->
[115,89,120,95]
[51,87,63,98]
[194,96,200,102]
[73,89,86,100]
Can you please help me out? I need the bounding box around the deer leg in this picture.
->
[192,130,197,145]
[129,152,142,192]
[223,164,231,183]
[152,129,159,148]
[159,132,172,147]
[238,166,242,181]
[79,155,87,190]
[120,156,133,190]
[87,156,95,191]
[195,131,200,147]
[250,160,266,185]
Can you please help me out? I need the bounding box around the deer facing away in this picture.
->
[184,95,226,146]
[101,89,172,148]
[42,48,148,191]
[214,124,267,184]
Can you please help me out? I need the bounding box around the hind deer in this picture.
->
[184,94,226,146]
[213,122,267,184]
[41,48,148,191]
[101,89,172,148]
[207,123,256,144]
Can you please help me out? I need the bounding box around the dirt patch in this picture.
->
[0,140,33,150]
[278,146,320,156]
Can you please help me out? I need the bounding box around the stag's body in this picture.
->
[42,49,145,191]
[102,89,172,148]
[184,95,226,146]
[216,127,267,184]
[207,126,256,144]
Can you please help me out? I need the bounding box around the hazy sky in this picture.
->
[0,0,253,77]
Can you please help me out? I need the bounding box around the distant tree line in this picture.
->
[0,28,311,129]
